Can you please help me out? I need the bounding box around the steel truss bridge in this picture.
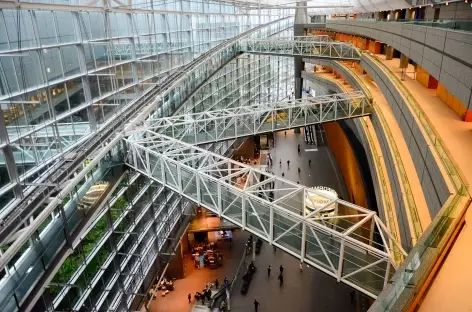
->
[106,36,361,61]
[241,36,361,60]
[143,91,371,145]
[123,92,405,298]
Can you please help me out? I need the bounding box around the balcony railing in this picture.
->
[363,53,471,312]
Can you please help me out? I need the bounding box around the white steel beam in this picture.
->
[135,91,371,146]
[123,131,407,298]
[241,36,362,60]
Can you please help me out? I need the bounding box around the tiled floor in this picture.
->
[149,230,249,312]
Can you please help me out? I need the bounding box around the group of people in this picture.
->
[265,264,286,286]
[188,277,227,306]
[251,264,288,311]
[277,141,312,183]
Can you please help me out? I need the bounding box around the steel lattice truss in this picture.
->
[123,132,407,298]
[241,36,361,60]
[275,35,332,42]
[138,92,371,145]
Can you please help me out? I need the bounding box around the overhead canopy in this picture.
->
[242,0,411,15]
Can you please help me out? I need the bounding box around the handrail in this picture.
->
[306,69,403,263]
[336,61,423,244]
[363,54,469,194]
[333,18,472,33]
[362,53,472,311]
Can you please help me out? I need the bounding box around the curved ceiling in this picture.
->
[245,0,412,15]
[307,0,412,14]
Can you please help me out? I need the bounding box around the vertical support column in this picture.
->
[217,183,222,216]
[337,240,345,282]
[384,261,391,288]
[294,1,308,134]
[242,197,246,230]
[369,218,375,247]
[399,54,409,81]
[269,206,274,245]
[399,54,409,69]
[294,1,308,96]
[0,114,22,197]
[300,223,306,262]
[74,12,97,132]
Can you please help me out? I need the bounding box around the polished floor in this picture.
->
[148,230,249,312]
[269,129,349,199]
[227,130,370,312]
[229,236,362,312]
[148,129,374,312]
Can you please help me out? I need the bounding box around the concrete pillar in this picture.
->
[294,1,308,101]
[399,54,409,69]
[385,46,394,60]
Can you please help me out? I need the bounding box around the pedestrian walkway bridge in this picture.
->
[139,92,371,146]
[123,92,404,298]
[107,36,361,61]
[241,36,361,61]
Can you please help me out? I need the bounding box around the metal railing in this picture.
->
[124,129,407,298]
[141,91,372,145]
[363,53,471,312]
[333,61,423,245]
[241,36,361,60]
[303,69,404,263]
[363,54,468,194]
[341,18,472,33]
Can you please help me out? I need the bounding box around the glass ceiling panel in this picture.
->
[225,0,411,14]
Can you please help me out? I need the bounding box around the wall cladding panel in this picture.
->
[360,55,450,219]
[326,20,472,111]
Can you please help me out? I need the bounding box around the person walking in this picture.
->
[299,262,303,272]
[279,265,284,275]
[281,172,285,177]
[287,160,290,168]
[267,265,271,276]
[273,245,276,253]
[254,299,260,312]
[279,159,282,167]
[188,293,192,303]
[297,167,301,173]
[350,291,355,303]
[215,278,219,289]
[297,144,301,154]
[278,273,284,286]
[285,131,287,137]
[308,159,312,167]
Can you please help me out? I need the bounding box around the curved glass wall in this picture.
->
[0,5,294,309]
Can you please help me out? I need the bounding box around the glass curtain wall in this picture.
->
[0,2,289,216]
[0,3,294,310]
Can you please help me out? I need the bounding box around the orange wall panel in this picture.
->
[465,109,472,122]
[437,83,448,103]
[324,122,368,208]
[454,96,468,118]
[428,75,439,89]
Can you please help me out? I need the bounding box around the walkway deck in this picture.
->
[371,54,472,312]
[228,130,367,312]
[310,65,430,247]
[148,230,250,312]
